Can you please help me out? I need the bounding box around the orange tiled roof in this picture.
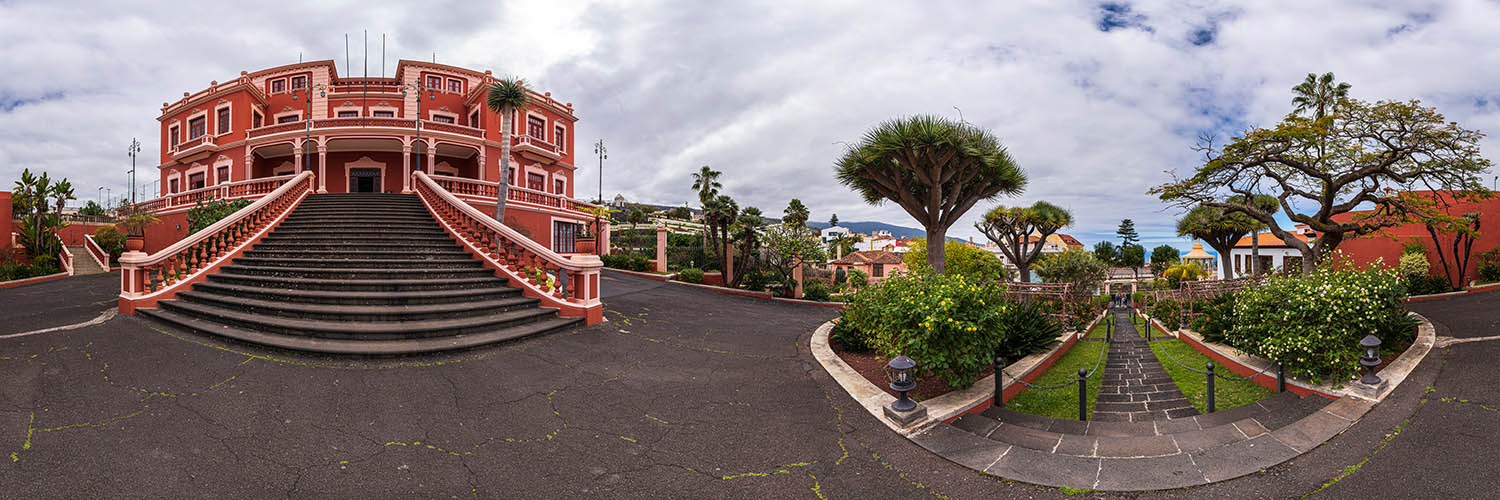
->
[1233,231,1309,248]
[832,250,905,265]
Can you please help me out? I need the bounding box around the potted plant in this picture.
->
[115,205,159,253]
[577,206,612,255]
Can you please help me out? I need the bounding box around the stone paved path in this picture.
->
[1093,309,1199,422]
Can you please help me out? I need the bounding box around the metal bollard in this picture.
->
[1206,362,1216,413]
[994,356,1005,408]
[1078,368,1088,421]
[1106,319,1113,342]
[1277,364,1286,393]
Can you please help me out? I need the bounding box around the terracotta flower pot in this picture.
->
[125,236,145,252]
[576,238,596,254]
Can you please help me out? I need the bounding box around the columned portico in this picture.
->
[317,142,329,193]
[401,143,413,193]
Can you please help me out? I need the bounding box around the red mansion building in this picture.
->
[145,59,596,255]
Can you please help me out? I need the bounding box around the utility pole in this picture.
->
[593,139,607,240]
[127,138,140,203]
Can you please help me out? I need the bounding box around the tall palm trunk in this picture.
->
[495,109,513,222]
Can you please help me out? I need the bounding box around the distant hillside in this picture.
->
[806,221,966,242]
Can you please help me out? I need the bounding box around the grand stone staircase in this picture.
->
[139,193,581,354]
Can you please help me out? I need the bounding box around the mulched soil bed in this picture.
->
[832,341,990,401]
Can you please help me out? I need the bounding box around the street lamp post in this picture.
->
[593,139,607,234]
[127,139,140,203]
[400,86,435,177]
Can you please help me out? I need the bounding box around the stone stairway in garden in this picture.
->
[1093,312,1199,422]
[67,245,108,275]
[138,193,581,354]
[913,309,1366,491]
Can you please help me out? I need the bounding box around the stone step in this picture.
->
[955,411,1276,459]
[140,307,580,355]
[250,241,463,252]
[241,248,474,260]
[265,229,452,238]
[219,264,496,280]
[229,257,483,270]
[206,273,507,292]
[175,289,541,322]
[273,221,439,230]
[190,280,521,306]
[157,298,560,340]
[255,235,457,245]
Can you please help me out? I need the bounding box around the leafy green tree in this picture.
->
[1033,247,1109,302]
[485,77,531,222]
[666,206,692,221]
[782,199,809,228]
[836,115,1026,274]
[903,238,1009,283]
[78,200,108,217]
[691,165,722,205]
[828,213,839,227]
[1152,94,1492,272]
[974,201,1072,282]
[1175,194,1278,279]
[1093,241,1119,266]
[763,225,826,291]
[1116,219,1139,248]
[1119,243,1145,277]
[1149,245,1180,276]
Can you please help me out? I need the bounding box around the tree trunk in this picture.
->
[1017,263,1031,283]
[926,226,945,274]
[495,110,513,222]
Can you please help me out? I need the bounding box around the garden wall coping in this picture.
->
[0,271,71,289]
[810,310,1109,436]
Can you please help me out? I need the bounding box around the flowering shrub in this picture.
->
[1476,248,1500,283]
[1189,293,1237,345]
[837,272,1056,388]
[1228,261,1407,383]
[1151,298,1182,329]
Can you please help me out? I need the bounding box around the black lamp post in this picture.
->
[1359,335,1383,386]
[400,87,436,175]
[886,355,917,412]
[292,85,326,174]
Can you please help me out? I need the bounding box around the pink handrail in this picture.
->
[84,233,111,270]
[119,172,314,308]
[134,175,294,213]
[413,171,602,319]
[59,245,74,276]
[427,174,599,212]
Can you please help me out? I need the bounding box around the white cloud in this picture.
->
[2,0,1497,254]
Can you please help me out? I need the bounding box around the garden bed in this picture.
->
[1003,340,1108,420]
[832,345,992,401]
[1148,337,1273,413]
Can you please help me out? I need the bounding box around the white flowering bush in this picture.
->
[1228,260,1408,383]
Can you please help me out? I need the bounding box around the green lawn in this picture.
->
[1084,320,1110,339]
[1148,338,1273,413]
[1005,340,1109,420]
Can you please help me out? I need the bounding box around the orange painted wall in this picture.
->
[142,211,192,254]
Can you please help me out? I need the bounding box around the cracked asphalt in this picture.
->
[2,271,1497,499]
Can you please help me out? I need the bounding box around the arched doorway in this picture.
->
[346,156,386,193]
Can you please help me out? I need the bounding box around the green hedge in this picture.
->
[837,272,1059,388]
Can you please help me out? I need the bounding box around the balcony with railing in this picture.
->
[512,134,561,163]
[428,174,598,214]
[171,134,218,160]
[244,118,484,140]
[134,175,296,214]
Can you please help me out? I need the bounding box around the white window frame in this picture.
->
[168,123,181,151]
[269,78,287,94]
[428,110,460,124]
[273,110,304,123]
[525,112,548,140]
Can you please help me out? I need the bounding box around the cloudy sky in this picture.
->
[3,0,1499,253]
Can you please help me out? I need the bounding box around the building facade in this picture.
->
[149,59,594,253]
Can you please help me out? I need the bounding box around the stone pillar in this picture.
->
[244,151,253,180]
[317,143,328,193]
[478,149,487,182]
[402,144,413,193]
[292,145,303,172]
[655,227,668,273]
[426,143,437,179]
[792,264,804,299]
[599,220,612,256]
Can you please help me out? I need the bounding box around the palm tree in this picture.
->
[702,195,739,277]
[1291,72,1350,119]
[782,199,809,228]
[690,166,722,205]
[486,77,531,222]
[731,206,765,286]
[837,115,1026,274]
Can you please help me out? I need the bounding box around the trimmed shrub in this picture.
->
[1228,261,1407,383]
[628,255,651,272]
[847,269,869,289]
[1404,274,1451,296]
[1397,251,1429,278]
[802,280,832,302]
[92,225,126,263]
[600,254,631,269]
[678,268,704,284]
[830,313,871,352]
[838,273,1053,388]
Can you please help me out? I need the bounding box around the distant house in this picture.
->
[1228,227,1314,277]
[831,250,907,281]
[820,225,850,242]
